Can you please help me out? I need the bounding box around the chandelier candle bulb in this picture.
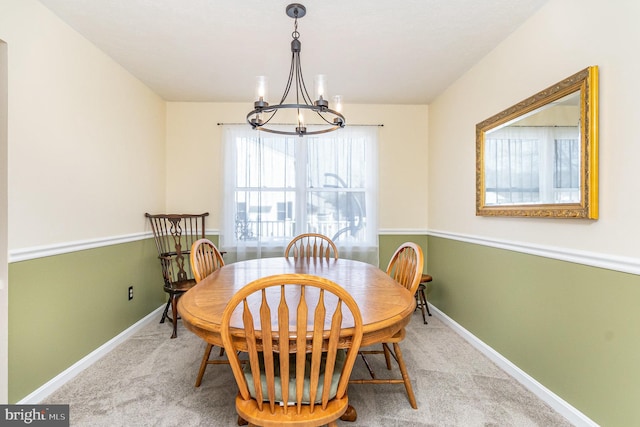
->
[296,112,306,136]
[333,95,343,113]
[314,74,328,105]
[254,76,268,106]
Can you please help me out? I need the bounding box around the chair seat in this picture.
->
[164,278,196,293]
[382,328,406,344]
[420,273,432,283]
[236,393,349,427]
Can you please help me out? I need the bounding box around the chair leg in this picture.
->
[195,343,214,387]
[418,287,428,324]
[424,288,432,317]
[170,294,179,339]
[358,352,377,379]
[393,342,417,409]
[160,298,171,324]
[382,343,393,370]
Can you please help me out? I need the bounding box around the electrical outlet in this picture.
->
[128,286,133,300]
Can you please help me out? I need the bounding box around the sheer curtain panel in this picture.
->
[221,125,379,264]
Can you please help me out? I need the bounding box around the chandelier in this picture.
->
[246,3,346,137]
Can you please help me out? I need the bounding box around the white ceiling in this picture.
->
[37,0,548,105]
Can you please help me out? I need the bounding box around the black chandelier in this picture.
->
[247,3,346,137]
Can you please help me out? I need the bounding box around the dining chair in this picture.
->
[221,273,363,427]
[145,212,209,338]
[285,233,339,260]
[189,238,228,387]
[349,242,424,409]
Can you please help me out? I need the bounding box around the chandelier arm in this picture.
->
[295,54,314,105]
[294,56,301,108]
[313,110,341,126]
[261,109,278,126]
[279,52,296,105]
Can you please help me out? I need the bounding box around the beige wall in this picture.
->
[166,102,429,231]
[0,0,167,251]
[428,0,640,260]
[1,0,168,402]
[0,40,7,403]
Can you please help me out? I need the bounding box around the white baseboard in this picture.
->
[429,304,600,427]
[18,306,164,404]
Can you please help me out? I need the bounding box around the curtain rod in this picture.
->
[216,123,383,127]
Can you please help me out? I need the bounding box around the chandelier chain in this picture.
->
[292,14,300,40]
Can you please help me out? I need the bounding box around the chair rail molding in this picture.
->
[9,229,222,263]
[428,229,640,276]
[9,232,152,263]
[378,228,428,235]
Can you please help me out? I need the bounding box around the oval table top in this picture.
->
[178,257,416,347]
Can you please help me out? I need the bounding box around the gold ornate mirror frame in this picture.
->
[476,66,599,218]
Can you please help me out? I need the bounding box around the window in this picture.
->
[221,125,378,264]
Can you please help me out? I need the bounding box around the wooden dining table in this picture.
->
[178,256,416,350]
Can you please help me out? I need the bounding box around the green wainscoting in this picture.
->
[427,235,640,427]
[8,238,165,403]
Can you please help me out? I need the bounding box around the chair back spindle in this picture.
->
[386,242,424,295]
[285,233,339,260]
[190,238,225,283]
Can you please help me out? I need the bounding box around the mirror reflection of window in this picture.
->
[485,127,579,205]
[483,91,580,206]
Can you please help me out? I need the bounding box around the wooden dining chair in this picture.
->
[349,242,424,409]
[221,273,363,427]
[285,233,339,260]
[145,212,208,338]
[189,238,228,387]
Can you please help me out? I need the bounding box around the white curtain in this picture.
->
[221,125,379,265]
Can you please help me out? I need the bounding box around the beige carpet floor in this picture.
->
[43,311,573,426]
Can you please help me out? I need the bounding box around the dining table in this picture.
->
[178,256,416,348]
[177,256,417,421]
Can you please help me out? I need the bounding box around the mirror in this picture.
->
[476,66,599,218]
